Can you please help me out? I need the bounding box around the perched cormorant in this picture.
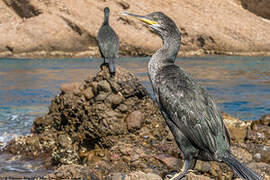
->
[97,7,119,75]
[123,12,262,180]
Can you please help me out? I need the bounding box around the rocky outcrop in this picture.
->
[2,67,269,179]
[240,0,270,20]
[3,66,178,178]
[0,0,270,58]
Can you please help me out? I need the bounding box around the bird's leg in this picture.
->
[186,159,197,174]
[166,159,192,180]
[100,58,108,69]
[100,58,110,72]
[190,158,197,169]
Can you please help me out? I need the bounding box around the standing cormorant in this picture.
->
[123,12,262,180]
[97,7,119,75]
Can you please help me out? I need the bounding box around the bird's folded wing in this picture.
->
[156,65,228,154]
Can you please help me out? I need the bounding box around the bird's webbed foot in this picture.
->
[100,61,115,77]
[100,62,109,71]
[166,158,194,180]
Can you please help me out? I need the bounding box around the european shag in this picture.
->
[123,12,262,180]
[97,7,119,75]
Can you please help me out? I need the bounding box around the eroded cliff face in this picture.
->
[240,0,270,20]
[0,0,269,58]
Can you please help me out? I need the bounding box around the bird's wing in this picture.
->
[155,65,229,154]
[97,25,119,58]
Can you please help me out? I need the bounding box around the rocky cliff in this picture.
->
[240,0,270,20]
[0,0,269,58]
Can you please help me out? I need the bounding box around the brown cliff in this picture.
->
[0,0,270,58]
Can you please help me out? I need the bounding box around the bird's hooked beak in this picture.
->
[121,12,158,26]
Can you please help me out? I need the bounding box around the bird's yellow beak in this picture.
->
[137,17,157,25]
[122,12,157,25]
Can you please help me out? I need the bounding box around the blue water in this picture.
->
[0,57,270,146]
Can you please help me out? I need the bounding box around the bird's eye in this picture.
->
[153,17,158,22]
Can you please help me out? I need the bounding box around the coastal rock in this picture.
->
[107,93,124,107]
[222,112,249,143]
[240,0,270,19]
[82,87,94,100]
[247,162,270,177]
[184,172,214,180]
[97,80,111,93]
[126,110,144,132]
[60,82,82,95]
[154,154,179,170]
[2,67,269,179]
[0,0,270,58]
[45,164,100,180]
[3,66,176,178]
[58,134,72,148]
[231,146,252,163]
[110,171,162,180]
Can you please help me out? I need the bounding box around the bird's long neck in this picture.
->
[103,12,109,25]
[148,31,181,84]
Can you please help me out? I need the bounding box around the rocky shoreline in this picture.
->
[0,0,270,58]
[0,66,269,179]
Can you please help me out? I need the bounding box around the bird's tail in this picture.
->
[222,151,262,180]
[108,58,116,75]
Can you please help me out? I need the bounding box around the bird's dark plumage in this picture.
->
[97,7,119,75]
[123,11,262,180]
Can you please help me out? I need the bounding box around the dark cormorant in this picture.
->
[97,7,119,75]
[123,12,262,180]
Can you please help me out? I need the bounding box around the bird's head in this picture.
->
[122,11,179,39]
[104,7,110,15]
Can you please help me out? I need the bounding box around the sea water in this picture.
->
[0,56,269,148]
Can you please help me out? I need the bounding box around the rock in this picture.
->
[95,93,108,102]
[259,114,270,126]
[254,153,262,162]
[248,162,270,175]
[82,87,94,100]
[126,110,144,132]
[107,93,124,107]
[117,0,130,10]
[240,0,270,19]
[97,80,111,93]
[195,161,212,174]
[45,164,100,180]
[164,172,213,180]
[60,82,82,95]
[222,112,249,143]
[110,81,121,92]
[246,129,265,142]
[114,171,162,180]
[231,146,252,163]
[155,154,179,170]
[111,173,126,180]
[0,0,270,58]
[117,104,128,112]
[184,172,214,180]
[4,67,174,178]
[246,144,270,164]
[58,134,72,148]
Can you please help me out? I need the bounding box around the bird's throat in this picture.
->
[148,35,180,84]
[104,13,110,25]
